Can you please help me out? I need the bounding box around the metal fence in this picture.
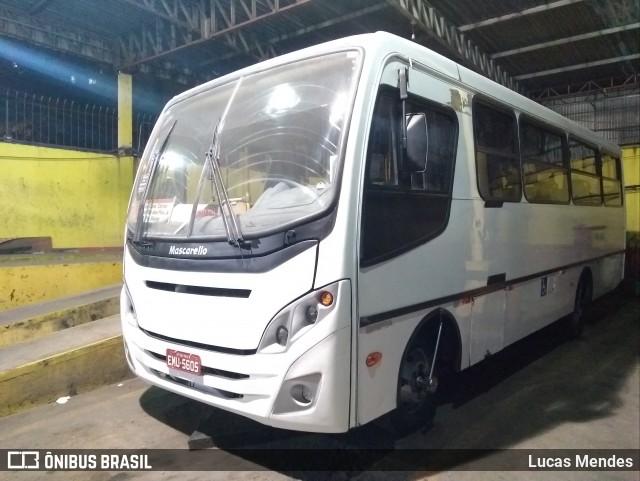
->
[1,89,157,154]
[4,86,637,154]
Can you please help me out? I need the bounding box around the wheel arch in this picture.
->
[399,307,462,377]
[579,266,594,293]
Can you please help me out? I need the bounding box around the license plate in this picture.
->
[166,349,202,376]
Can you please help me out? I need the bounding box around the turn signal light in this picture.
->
[320,291,334,307]
[365,352,382,367]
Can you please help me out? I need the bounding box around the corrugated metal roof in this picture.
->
[0,0,637,98]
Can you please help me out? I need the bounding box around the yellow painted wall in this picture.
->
[623,145,639,234]
[0,256,122,311]
[0,143,134,248]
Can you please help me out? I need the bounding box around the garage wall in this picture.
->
[623,145,640,283]
[0,143,135,248]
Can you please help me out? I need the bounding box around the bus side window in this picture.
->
[601,153,623,207]
[520,119,570,204]
[473,101,521,202]
[569,138,602,206]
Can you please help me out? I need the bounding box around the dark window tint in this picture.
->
[474,102,521,202]
[520,120,569,203]
[361,90,457,265]
[569,138,601,205]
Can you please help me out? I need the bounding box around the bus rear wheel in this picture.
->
[392,339,437,433]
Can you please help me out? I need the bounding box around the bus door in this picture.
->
[357,58,461,425]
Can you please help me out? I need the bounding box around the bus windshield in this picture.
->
[127,50,361,241]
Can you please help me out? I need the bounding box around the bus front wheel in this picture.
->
[392,339,437,433]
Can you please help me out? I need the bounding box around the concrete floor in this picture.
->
[0,289,638,481]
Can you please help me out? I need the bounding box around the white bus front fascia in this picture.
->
[122,244,353,432]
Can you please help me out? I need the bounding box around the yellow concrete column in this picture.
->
[117,72,136,246]
[623,146,639,234]
[117,72,133,149]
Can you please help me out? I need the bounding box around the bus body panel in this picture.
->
[125,244,318,350]
[353,33,624,427]
[122,278,353,433]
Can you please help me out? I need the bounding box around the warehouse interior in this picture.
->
[1,0,638,255]
[0,0,638,476]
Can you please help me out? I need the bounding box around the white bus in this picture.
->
[121,32,625,434]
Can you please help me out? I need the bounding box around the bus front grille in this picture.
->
[149,368,244,400]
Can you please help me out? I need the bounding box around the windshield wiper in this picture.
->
[201,79,248,248]
[133,120,177,246]
[205,121,248,248]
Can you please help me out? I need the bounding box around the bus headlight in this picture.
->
[258,283,338,353]
[305,305,318,323]
[276,326,289,346]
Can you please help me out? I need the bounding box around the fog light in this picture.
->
[290,383,314,405]
[301,385,313,403]
[276,326,289,346]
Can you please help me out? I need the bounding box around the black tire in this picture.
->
[566,274,592,339]
[391,338,437,434]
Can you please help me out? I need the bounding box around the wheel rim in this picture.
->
[399,346,430,414]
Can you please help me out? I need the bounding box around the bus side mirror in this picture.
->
[402,113,428,174]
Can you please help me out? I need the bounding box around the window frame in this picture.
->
[600,150,623,207]
[519,115,570,205]
[360,86,459,267]
[568,135,603,206]
[472,98,522,204]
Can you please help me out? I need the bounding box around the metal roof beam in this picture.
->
[117,0,310,69]
[274,2,389,40]
[220,28,277,60]
[118,0,205,33]
[205,0,310,40]
[532,74,639,102]
[492,22,640,59]
[198,2,389,69]
[458,0,585,32]
[0,5,114,64]
[515,53,640,80]
[386,0,523,92]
